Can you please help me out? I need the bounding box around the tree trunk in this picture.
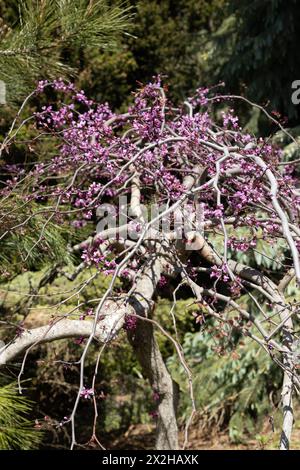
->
[128,319,179,450]
[279,323,295,450]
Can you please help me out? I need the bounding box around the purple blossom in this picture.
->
[124,315,137,332]
[80,387,94,399]
[210,264,230,282]
[158,276,168,287]
[228,236,257,252]
[149,410,159,419]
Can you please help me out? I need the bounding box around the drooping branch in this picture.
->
[253,155,300,283]
[2,77,300,451]
[186,231,297,450]
[0,300,127,366]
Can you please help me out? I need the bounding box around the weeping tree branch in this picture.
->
[1,79,300,451]
[0,300,126,366]
[186,230,297,450]
[0,243,181,450]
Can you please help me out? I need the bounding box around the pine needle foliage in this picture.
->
[0,198,78,278]
[0,379,42,449]
[0,0,133,102]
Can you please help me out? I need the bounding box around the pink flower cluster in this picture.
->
[2,76,299,292]
[210,265,230,282]
[124,315,138,331]
[80,387,94,399]
[228,236,257,252]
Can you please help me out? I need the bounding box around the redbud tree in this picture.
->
[0,77,299,450]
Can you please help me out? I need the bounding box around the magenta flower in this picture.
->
[124,315,137,332]
[80,387,94,399]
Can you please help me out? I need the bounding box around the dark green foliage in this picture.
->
[0,0,133,102]
[0,378,42,449]
[0,200,77,279]
[77,0,227,109]
[168,331,282,443]
[214,0,300,121]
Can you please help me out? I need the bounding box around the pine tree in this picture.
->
[0,378,42,449]
[0,0,133,103]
